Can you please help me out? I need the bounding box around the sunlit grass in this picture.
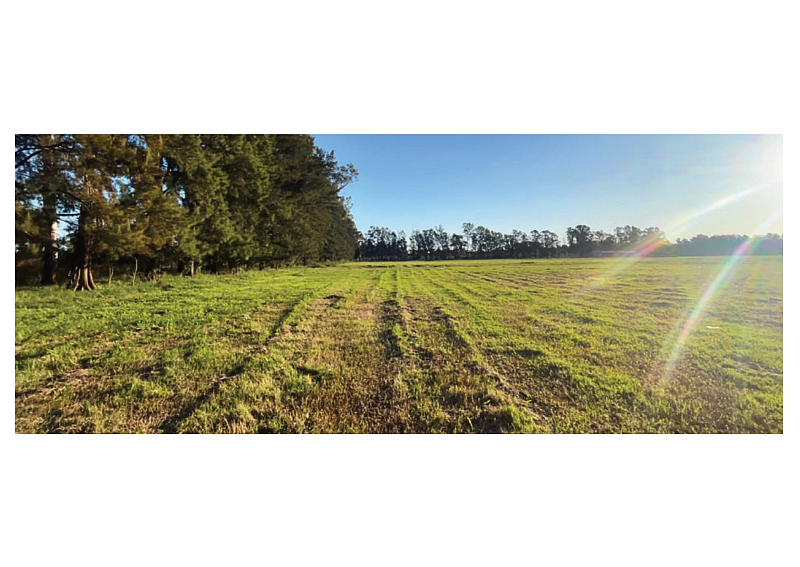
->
[15,257,782,433]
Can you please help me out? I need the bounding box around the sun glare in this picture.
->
[660,205,783,382]
[755,140,783,184]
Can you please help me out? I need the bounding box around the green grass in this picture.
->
[15,257,783,433]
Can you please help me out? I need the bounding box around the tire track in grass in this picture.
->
[274,265,418,432]
[495,267,760,433]
[374,266,487,432]
[176,267,412,433]
[420,266,589,430]
[281,280,403,432]
[134,286,337,433]
[17,260,783,433]
[158,274,356,433]
[16,271,352,433]
[450,267,544,292]
[430,267,666,432]
[393,267,546,432]
[18,294,310,434]
[153,286,343,434]
[16,281,298,397]
[196,263,504,433]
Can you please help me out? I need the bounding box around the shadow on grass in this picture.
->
[158,365,244,433]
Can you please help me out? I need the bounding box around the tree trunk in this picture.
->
[108,264,114,285]
[40,159,59,286]
[131,256,138,285]
[190,259,195,278]
[41,217,58,285]
[73,206,96,291]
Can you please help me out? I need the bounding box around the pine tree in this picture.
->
[16,133,361,288]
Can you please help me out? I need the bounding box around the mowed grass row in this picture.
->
[15,257,783,433]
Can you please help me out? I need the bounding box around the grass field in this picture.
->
[14,257,782,433]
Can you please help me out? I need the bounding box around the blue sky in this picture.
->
[312,135,783,242]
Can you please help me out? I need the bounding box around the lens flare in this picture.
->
[569,231,669,299]
[570,182,779,298]
[661,207,782,379]
[664,182,777,239]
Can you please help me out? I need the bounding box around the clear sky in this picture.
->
[312,135,783,243]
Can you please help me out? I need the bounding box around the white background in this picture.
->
[7,1,794,566]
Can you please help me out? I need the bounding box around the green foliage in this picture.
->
[15,134,359,286]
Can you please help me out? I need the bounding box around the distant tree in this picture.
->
[566,224,594,257]
[449,233,466,258]
[434,225,449,259]
[758,233,783,255]
[594,230,615,252]
[660,231,784,257]
[411,229,436,260]
[473,226,489,257]
[530,230,542,258]
[541,230,559,257]
[396,231,409,260]
[507,229,526,258]
[422,229,438,260]
[575,224,594,256]
[462,222,476,256]
[409,230,421,259]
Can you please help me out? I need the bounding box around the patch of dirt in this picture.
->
[15,368,92,400]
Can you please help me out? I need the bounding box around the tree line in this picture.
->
[15,135,359,288]
[356,223,783,261]
[15,135,783,288]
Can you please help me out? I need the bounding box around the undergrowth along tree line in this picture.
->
[15,135,359,288]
